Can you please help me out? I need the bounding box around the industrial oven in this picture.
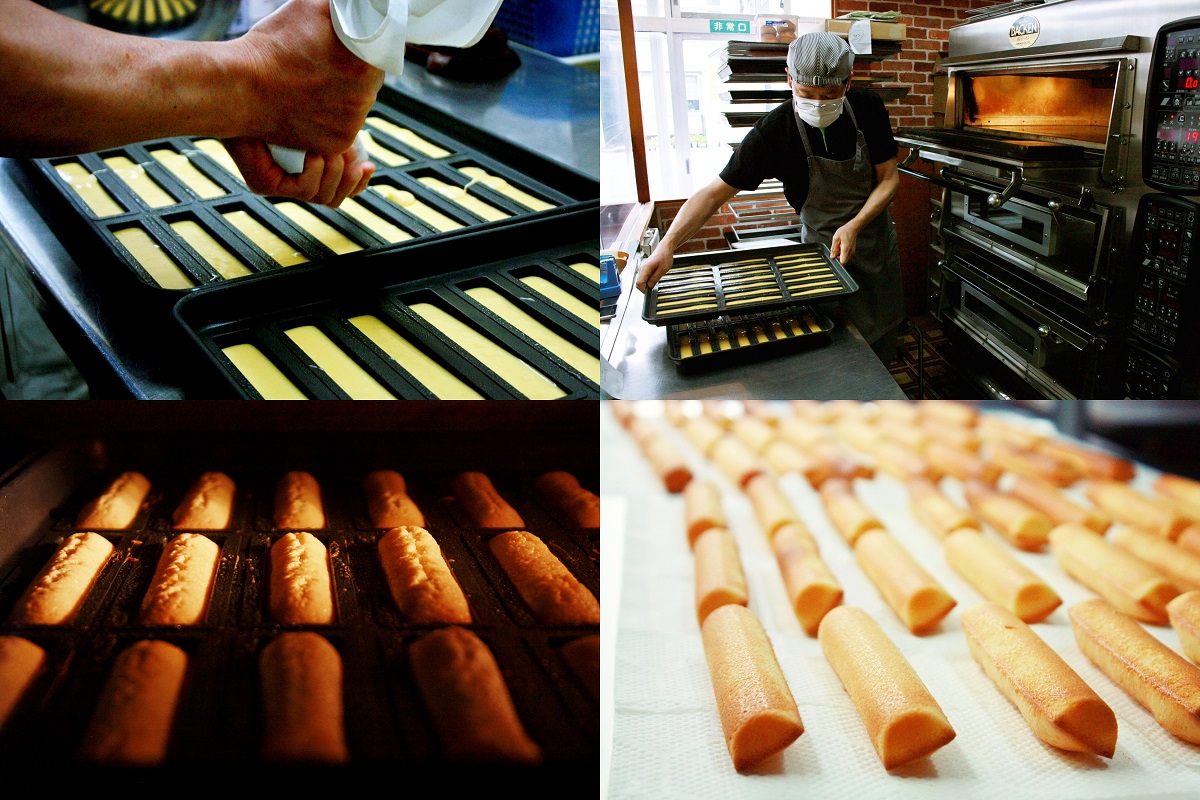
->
[896,0,1200,398]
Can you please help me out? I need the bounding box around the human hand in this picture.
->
[224,137,374,207]
[830,221,861,264]
[231,0,385,157]
[635,247,675,292]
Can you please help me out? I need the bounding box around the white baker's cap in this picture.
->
[787,31,854,87]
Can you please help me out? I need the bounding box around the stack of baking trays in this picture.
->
[0,419,598,789]
[641,242,858,367]
[25,84,600,399]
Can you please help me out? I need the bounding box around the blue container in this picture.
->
[600,254,620,300]
[494,0,600,57]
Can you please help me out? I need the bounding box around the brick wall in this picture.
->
[836,0,998,128]
[659,1,1000,260]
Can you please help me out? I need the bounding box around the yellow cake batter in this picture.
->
[657,303,718,315]
[114,226,194,289]
[150,148,226,199]
[169,220,251,280]
[348,315,483,399]
[103,155,176,208]
[458,167,553,211]
[371,185,462,231]
[337,197,412,244]
[221,210,308,267]
[417,177,508,222]
[464,287,599,384]
[55,162,124,217]
[408,302,565,399]
[222,342,306,399]
[365,117,450,158]
[697,333,713,354]
[518,275,600,330]
[273,202,362,255]
[358,129,409,166]
[193,139,245,183]
[569,262,600,283]
[678,332,692,355]
[284,325,396,399]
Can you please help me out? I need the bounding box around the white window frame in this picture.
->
[602,1,832,200]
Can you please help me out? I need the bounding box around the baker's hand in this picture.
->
[635,247,675,292]
[830,221,861,265]
[224,137,375,208]
[231,0,385,157]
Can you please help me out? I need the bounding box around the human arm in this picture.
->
[634,177,741,292]
[0,0,383,206]
[829,157,899,264]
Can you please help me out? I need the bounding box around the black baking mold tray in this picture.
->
[642,242,858,326]
[0,436,598,785]
[172,207,600,399]
[25,83,598,305]
[667,304,834,366]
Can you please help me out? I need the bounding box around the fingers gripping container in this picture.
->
[25,84,599,309]
[0,422,598,788]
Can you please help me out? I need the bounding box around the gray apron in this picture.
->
[795,101,904,345]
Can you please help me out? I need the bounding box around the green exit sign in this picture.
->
[710,19,751,35]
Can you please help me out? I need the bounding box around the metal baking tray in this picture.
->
[25,83,598,305]
[172,207,601,399]
[667,304,833,366]
[0,427,598,788]
[642,242,857,327]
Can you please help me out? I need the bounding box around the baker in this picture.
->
[636,31,904,363]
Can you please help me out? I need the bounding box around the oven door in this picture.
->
[940,174,1119,307]
[939,253,1109,398]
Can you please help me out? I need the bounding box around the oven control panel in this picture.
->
[1146,18,1200,193]
[1123,339,1180,399]
[1129,195,1198,351]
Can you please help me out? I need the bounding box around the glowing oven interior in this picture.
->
[957,65,1121,145]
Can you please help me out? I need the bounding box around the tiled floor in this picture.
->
[886,314,979,399]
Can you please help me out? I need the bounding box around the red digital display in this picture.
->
[1188,130,1200,143]
[1181,75,1200,90]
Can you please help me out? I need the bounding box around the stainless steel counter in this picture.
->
[0,47,599,399]
[601,244,908,400]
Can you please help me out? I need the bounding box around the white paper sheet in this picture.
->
[601,402,1200,800]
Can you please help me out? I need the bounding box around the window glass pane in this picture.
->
[600,29,637,204]
[599,0,665,16]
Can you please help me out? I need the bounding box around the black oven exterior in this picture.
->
[897,0,1200,398]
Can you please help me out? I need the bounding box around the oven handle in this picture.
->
[899,146,1024,209]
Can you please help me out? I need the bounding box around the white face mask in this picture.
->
[793,96,844,128]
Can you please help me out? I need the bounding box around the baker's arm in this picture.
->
[0,0,382,206]
[635,177,741,292]
[829,158,899,264]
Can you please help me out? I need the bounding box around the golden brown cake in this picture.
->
[409,626,543,763]
[269,532,334,625]
[8,532,113,625]
[362,470,425,528]
[77,639,188,766]
[693,528,749,625]
[273,471,326,529]
[533,471,600,528]
[962,602,1116,756]
[818,605,956,770]
[0,636,45,730]
[560,634,600,702]
[488,530,599,624]
[138,533,221,626]
[451,471,525,529]
[701,604,803,772]
[172,471,235,529]
[259,632,349,763]
[377,526,471,624]
[76,471,151,529]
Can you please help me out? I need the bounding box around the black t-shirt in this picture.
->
[719,88,898,215]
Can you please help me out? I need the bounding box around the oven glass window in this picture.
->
[960,67,1118,145]
[964,289,1036,353]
